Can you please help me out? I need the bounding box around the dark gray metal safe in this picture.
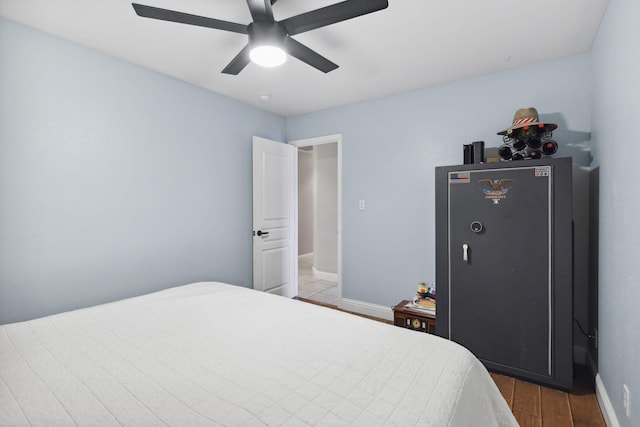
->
[435,157,573,390]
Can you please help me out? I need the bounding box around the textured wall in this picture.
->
[590,0,640,425]
[314,143,338,275]
[287,53,592,349]
[0,18,286,323]
[287,54,591,302]
[297,149,314,255]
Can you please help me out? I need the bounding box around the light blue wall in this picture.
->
[590,0,640,425]
[3,10,632,421]
[286,55,591,307]
[315,143,338,275]
[0,18,286,324]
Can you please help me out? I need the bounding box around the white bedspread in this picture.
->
[0,282,517,426]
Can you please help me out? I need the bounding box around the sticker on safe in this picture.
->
[449,172,470,183]
[478,179,513,204]
[535,166,550,177]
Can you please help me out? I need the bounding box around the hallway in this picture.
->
[297,255,338,306]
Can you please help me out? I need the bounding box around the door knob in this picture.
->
[257,230,269,237]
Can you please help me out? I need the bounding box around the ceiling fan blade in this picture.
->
[222,45,252,75]
[284,37,338,73]
[281,0,388,36]
[246,0,274,22]
[132,3,247,34]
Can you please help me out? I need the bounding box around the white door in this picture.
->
[252,136,297,298]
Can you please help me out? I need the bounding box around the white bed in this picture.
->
[0,282,517,426]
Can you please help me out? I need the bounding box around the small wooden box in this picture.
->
[393,300,436,334]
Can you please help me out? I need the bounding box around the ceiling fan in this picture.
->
[132,0,389,75]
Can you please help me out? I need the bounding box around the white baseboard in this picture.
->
[312,266,338,283]
[596,373,621,427]
[298,254,338,282]
[339,298,394,322]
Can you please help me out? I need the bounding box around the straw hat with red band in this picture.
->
[497,107,557,136]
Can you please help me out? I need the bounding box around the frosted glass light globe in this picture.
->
[249,45,287,67]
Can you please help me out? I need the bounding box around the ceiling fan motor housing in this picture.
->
[248,21,287,47]
[132,0,389,74]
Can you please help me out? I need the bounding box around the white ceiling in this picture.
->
[0,0,609,117]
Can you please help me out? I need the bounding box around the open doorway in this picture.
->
[290,135,342,306]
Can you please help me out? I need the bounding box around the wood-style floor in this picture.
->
[296,297,606,427]
[491,366,606,427]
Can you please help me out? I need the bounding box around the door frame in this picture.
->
[289,134,342,304]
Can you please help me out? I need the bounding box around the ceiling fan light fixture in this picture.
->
[132,0,389,74]
[249,45,287,67]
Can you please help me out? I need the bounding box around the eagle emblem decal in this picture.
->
[478,179,513,204]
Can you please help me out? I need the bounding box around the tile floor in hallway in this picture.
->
[297,256,338,306]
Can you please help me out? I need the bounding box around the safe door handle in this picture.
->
[462,244,469,262]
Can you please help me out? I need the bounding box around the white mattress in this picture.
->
[0,282,517,426]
